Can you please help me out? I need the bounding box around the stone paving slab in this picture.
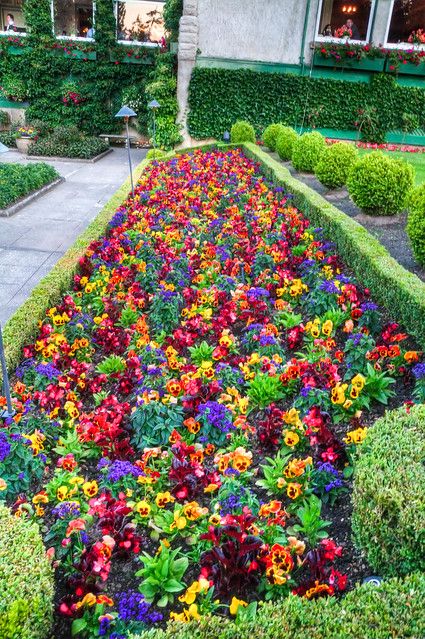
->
[0,147,146,324]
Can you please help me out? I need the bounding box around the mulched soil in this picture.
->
[266,151,425,283]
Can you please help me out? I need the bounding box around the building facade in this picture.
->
[177,0,425,142]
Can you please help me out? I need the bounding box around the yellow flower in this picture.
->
[344,427,368,445]
[179,581,201,605]
[351,374,366,391]
[82,480,98,497]
[135,501,151,517]
[229,596,248,616]
[322,319,333,337]
[155,491,175,508]
[0,479,7,491]
[284,431,300,447]
[57,486,69,501]
[170,509,187,531]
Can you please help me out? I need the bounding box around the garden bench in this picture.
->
[99,133,138,146]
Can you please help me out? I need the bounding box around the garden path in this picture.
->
[0,147,146,324]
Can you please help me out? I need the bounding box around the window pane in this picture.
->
[0,1,26,32]
[387,0,425,44]
[116,1,165,43]
[317,0,373,40]
[54,0,94,38]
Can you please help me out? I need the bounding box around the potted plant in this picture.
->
[14,125,38,154]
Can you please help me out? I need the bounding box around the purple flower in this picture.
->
[412,363,425,380]
[106,460,143,483]
[319,280,340,295]
[0,432,11,462]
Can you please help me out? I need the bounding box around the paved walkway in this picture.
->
[0,147,146,324]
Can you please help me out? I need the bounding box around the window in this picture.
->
[52,0,95,39]
[115,0,165,44]
[0,0,26,33]
[386,0,425,46]
[316,0,375,42]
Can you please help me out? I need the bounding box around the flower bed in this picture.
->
[0,162,59,209]
[0,148,423,638]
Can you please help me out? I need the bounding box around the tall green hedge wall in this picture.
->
[187,68,425,139]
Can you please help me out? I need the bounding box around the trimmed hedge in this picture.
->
[291,131,326,173]
[275,126,299,161]
[352,405,425,576]
[241,143,425,349]
[28,136,109,159]
[132,573,425,639]
[230,120,256,144]
[407,184,425,267]
[187,68,425,141]
[347,152,414,216]
[0,162,59,208]
[0,505,54,639]
[1,155,151,377]
[262,123,286,151]
[315,141,358,189]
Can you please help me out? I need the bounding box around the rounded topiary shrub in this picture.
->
[347,152,414,215]
[146,148,167,160]
[230,120,256,144]
[352,404,425,577]
[0,505,54,639]
[291,131,326,173]
[407,184,425,267]
[262,123,286,151]
[275,127,299,161]
[315,141,358,189]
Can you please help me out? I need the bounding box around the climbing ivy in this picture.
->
[188,68,425,142]
[0,0,181,143]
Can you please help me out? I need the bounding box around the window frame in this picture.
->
[114,0,164,46]
[50,0,96,42]
[384,0,425,50]
[314,0,377,45]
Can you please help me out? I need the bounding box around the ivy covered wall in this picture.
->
[0,0,181,140]
[188,67,425,142]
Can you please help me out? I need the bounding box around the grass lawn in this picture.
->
[359,149,425,186]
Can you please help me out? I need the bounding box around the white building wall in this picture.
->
[197,0,309,65]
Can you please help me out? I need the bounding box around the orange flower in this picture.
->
[404,351,419,363]
[287,482,302,499]
[184,417,201,434]
[166,379,182,397]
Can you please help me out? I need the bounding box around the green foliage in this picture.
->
[131,401,184,450]
[256,451,291,495]
[188,68,425,143]
[0,75,27,101]
[163,0,183,42]
[0,131,16,148]
[136,543,189,607]
[146,52,182,149]
[28,132,109,159]
[96,355,126,375]
[288,495,331,547]
[347,151,414,215]
[146,148,168,160]
[0,111,9,126]
[230,120,256,144]
[291,132,326,173]
[352,405,425,576]
[188,341,215,366]
[262,123,286,151]
[314,142,358,189]
[131,573,425,639]
[23,0,53,38]
[407,184,425,267]
[0,505,54,639]
[275,127,299,161]
[247,373,286,409]
[0,162,58,209]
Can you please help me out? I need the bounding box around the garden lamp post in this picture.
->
[148,99,161,157]
[223,131,230,143]
[0,324,14,419]
[115,105,137,198]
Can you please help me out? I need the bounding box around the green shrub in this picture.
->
[0,505,54,639]
[131,573,425,639]
[0,131,16,148]
[28,135,109,159]
[230,120,256,144]
[347,152,414,215]
[26,119,53,138]
[146,148,167,160]
[275,127,299,161]
[315,142,358,189]
[0,111,10,126]
[291,131,326,173]
[262,123,286,151]
[0,163,59,208]
[352,404,425,576]
[407,184,425,267]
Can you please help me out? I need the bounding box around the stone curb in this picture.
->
[23,147,113,164]
[0,176,65,217]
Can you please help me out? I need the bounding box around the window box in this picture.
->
[386,59,425,76]
[313,51,385,72]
